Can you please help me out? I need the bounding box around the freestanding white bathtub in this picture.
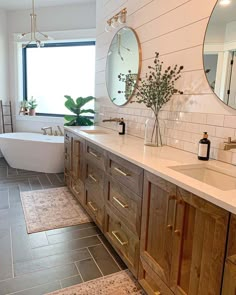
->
[0,132,64,173]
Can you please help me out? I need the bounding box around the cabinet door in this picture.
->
[222,257,236,295]
[64,131,72,186]
[70,137,85,204]
[170,188,229,295]
[139,171,176,286]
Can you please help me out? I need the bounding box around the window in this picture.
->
[22,41,96,116]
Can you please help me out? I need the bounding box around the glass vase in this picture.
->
[144,115,162,147]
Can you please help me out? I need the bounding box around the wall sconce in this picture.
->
[105,8,127,32]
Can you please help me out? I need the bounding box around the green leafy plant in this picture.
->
[28,97,38,110]
[118,52,184,146]
[118,52,184,115]
[64,95,95,126]
[20,100,29,108]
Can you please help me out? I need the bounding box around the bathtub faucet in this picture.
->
[41,126,53,135]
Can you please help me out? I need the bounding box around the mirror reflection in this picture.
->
[204,0,236,109]
[106,27,141,106]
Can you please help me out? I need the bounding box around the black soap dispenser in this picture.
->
[198,132,211,161]
[118,118,125,135]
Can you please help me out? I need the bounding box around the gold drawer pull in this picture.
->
[112,231,128,246]
[167,224,173,230]
[89,150,99,158]
[88,174,98,183]
[114,167,129,177]
[88,201,98,212]
[113,196,128,208]
[155,292,161,295]
[72,186,80,194]
[174,229,181,236]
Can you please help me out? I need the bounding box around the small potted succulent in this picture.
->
[19,100,29,115]
[28,97,38,116]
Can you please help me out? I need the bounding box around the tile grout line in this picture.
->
[45,224,96,237]
[87,247,104,277]
[31,241,102,260]
[9,226,14,279]
[74,262,85,283]
[5,280,62,295]
[7,187,10,209]
[97,235,123,271]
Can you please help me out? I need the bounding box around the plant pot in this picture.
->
[29,109,36,116]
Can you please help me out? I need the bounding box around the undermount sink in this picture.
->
[80,130,108,135]
[169,163,236,191]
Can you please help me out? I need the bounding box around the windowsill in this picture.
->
[16,115,64,123]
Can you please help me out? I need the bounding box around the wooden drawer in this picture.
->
[85,187,104,230]
[106,152,143,196]
[104,206,140,277]
[139,257,174,295]
[85,162,104,192]
[105,175,142,236]
[71,178,85,205]
[85,141,105,170]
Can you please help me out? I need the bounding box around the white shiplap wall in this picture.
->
[95,0,236,165]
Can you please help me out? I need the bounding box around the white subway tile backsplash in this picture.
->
[215,127,235,139]
[224,116,236,128]
[191,113,207,124]
[206,114,224,126]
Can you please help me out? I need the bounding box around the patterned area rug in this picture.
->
[46,270,145,295]
[21,187,91,234]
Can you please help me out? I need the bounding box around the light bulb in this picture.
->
[118,9,127,24]
[219,0,231,5]
[111,15,119,28]
[105,19,112,32]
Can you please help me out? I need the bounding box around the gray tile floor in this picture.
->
[0,158,126,295]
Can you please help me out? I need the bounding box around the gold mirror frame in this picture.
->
[203,0,236,110]
[105,27,141,106]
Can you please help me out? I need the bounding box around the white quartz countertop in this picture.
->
[65,126,236,214]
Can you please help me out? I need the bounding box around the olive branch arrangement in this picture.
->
[118,52,184,116]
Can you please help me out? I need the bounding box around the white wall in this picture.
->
[95,0,236,165]
[7,2,96,133]
[0,9,8,101]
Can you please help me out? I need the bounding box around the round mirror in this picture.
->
[204,0,236,110]
[106,27,141,106]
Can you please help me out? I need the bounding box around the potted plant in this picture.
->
[28,97,38,116]
[119,52,184,146]
[19,100,29,115]
[64,95,95,126]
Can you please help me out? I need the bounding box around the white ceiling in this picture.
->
[0,0,95,11]
[209,0,236,25]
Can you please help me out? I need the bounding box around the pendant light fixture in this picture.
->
[19,0,50,48]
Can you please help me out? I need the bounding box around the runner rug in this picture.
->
[20,186,91,234]
[46,270,145,295]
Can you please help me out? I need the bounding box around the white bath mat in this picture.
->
[20,186,91,234]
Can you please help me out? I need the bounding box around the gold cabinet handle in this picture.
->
[113,196,128,208]
[72,186,80,194]
[88,201,98,212]
[88,150,99,158]
[112,231,128,246]
[114,167,129,176]
[167,224,173,230]
[155,292,161,295]
[174,229,181,236]
[88,174,98,183]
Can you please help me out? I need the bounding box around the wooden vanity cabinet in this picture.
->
[104,152,143,277]
[139,171,229,295]
[222,214,236,295]
[84,141,106,230]
[64,131,86,204]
